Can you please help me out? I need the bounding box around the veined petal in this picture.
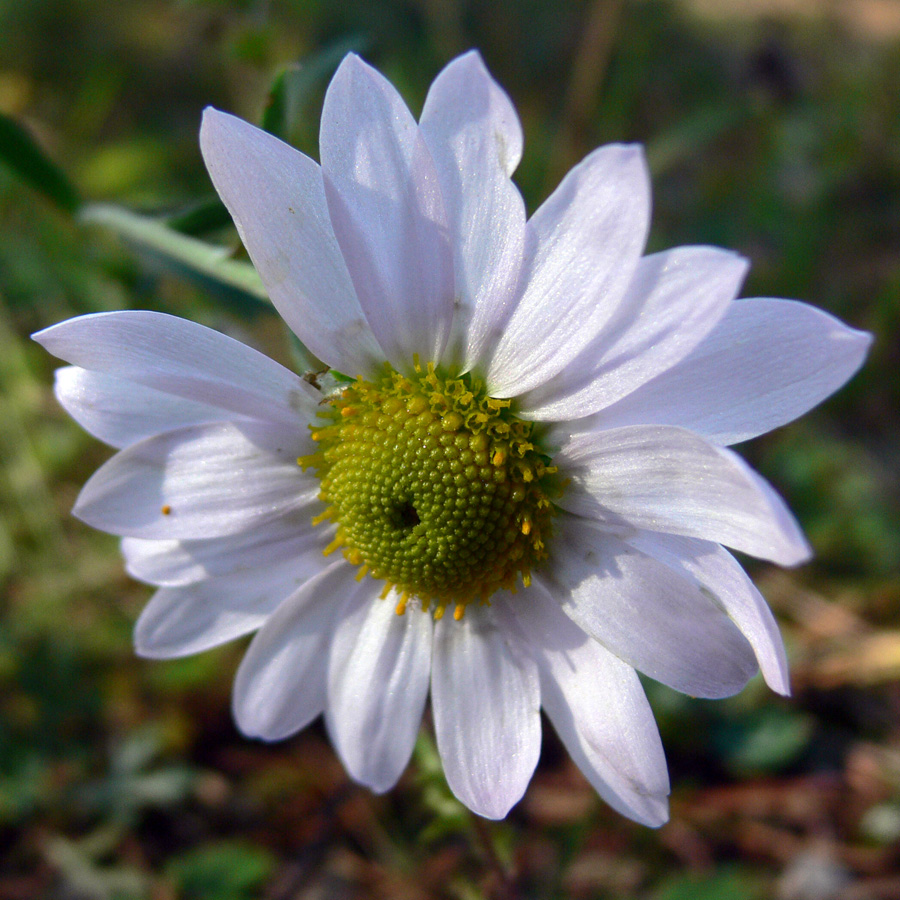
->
[419,51,527,372]
[587,298,873,445]
[556,424,811,565]
[326,590,432,793]
[122,510,328,587]
[431,607,541,819]
[494,589,669,827]
[424,51,522,177]
[134,554,313,659]
[626,532,790,695]
[542,516,758,699]
[232,561,352,741]
[54,366,233,449]
[34,311,318,428]
[485,144,650,397]
[200,109,384,378]
[74,421,315,540]
[320,54,454,370]
[519,247,747,421]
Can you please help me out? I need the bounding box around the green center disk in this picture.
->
[300,361,558,618]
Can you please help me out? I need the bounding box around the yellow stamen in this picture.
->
[311,508,333,526]
[323,536,343,557]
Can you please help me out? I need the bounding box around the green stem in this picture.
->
[470,814,519,900]
[413,730,519,900]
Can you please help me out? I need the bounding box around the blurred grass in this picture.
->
[1,0,899,898]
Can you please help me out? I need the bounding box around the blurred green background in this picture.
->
[2,0,899,897]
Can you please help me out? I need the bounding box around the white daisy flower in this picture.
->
[34,52,870,825]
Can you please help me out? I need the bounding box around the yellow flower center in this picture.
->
[299,360,558,621]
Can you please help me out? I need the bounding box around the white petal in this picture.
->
[200,109,384,377]
[556,424,811,565]
[33,311,318,427]
[418,51,527,372]
[425,51,522,177]
[232,561,352,740]
[493,589,669,826]
[543,516,758,699]
[326,590,432,793]
[627,532,790,695]
[134,554,313,659]
[485,144,650,397]
[589,298,872,445]
[320,54,454,370]
[122,510,328,587]
[519,247,747,421]
[54,366,233,449]
[74,421,314,540]
[431,607,540,819]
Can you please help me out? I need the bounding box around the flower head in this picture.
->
[34,52,870,825]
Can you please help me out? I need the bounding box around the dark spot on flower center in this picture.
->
[395,501,420,528]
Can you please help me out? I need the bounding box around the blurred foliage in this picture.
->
[2,0,900,897]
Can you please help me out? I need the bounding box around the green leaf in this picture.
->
[165,195,233,236]
[652,866,765,900]
[645,103,749,176]
[79,203,271,313]
[0,112,81,213]
[44,835,148,900]
[167,842,275,900]
[262,36,368,144]
[717,707,814,776]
